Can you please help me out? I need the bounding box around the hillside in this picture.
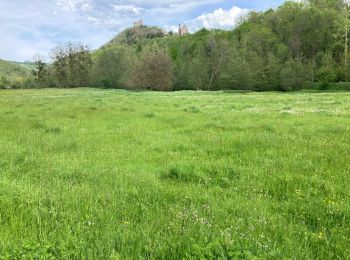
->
[92,0,350,92]
[103,25,167,47]
[0,59,34,88]
[9,0,350,91]
[0,59,32,79]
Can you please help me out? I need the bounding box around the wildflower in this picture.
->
[318,232,325,239]
[200,218,209,225]
[202,204,210,210]
[192,211,199,220]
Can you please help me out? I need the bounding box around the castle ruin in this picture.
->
[178,24,189,36]
[133,20,144,27]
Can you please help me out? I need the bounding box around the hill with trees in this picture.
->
[0,59,33,88]
[103,25,167,47]
[23,0,350,91]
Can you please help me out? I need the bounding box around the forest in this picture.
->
[3,0,350,91]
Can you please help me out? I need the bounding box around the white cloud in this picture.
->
[0,0,255,61]
[56,0,92,12]
[81,3,93,12]
[111,5,145,16]
[187,6,249,32]
[163,6,249,33]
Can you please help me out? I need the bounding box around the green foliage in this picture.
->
[50,43,93,88]
[0,76,10,89]
[0,89,349,258]
[4,0,350,90]
[32,56,48,88]
[187,53,210,90]
[128,44,174,91]
[0,59,32,79]
[280,59,310,91]
[104,25,166,47]
[0,59,33,88]
[91,46,130,88]
[316,67,337,89]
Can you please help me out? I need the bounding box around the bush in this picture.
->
[0,76,10,89]
[316,67,337,90]
[130,44,174,91]
[91,46,130,89]
[280,59,309,91]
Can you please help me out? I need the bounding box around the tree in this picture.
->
[344,5,350,67]
[130,44,174,91]
[8,0,350,91]
[333,3,350,79]
[173,57,196,90]
[92,47,128,88]
[307,0,345,10]
[50,43,92,88]
[32,55,47,87]
[0,76,10,89]
[316,67,337,89]
[207,39,231,90]
[188,50,210,90]
[51,46,68,87]
[223,48,257,90]
[75,44,93,87]
[280,59,309,91]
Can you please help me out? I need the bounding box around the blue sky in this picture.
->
[0,0,285,61]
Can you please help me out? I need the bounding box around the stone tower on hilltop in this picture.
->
[178,24,189,36]
[134,20,144,27]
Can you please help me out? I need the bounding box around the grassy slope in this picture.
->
[0,89,349,259]
[0,59,32,79]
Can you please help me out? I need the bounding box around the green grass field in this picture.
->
[0,88,349,259]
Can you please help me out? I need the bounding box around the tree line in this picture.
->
[29,0,350,91]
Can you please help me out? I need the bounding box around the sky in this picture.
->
[0,0,285,62]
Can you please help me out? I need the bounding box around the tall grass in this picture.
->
[0,88,349,259]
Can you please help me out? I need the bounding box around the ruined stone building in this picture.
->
[178,24,189,36]
[134,20,144,27]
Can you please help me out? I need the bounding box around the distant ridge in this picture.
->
[0,59,33,79]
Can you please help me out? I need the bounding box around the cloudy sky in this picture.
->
[0,0,285,61]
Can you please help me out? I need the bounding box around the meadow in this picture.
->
[0,88,349,259]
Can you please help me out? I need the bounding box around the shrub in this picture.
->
[280,59,309,91]
[130,44,174,91]
[0,76,10,89]
[316,67,336,90]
